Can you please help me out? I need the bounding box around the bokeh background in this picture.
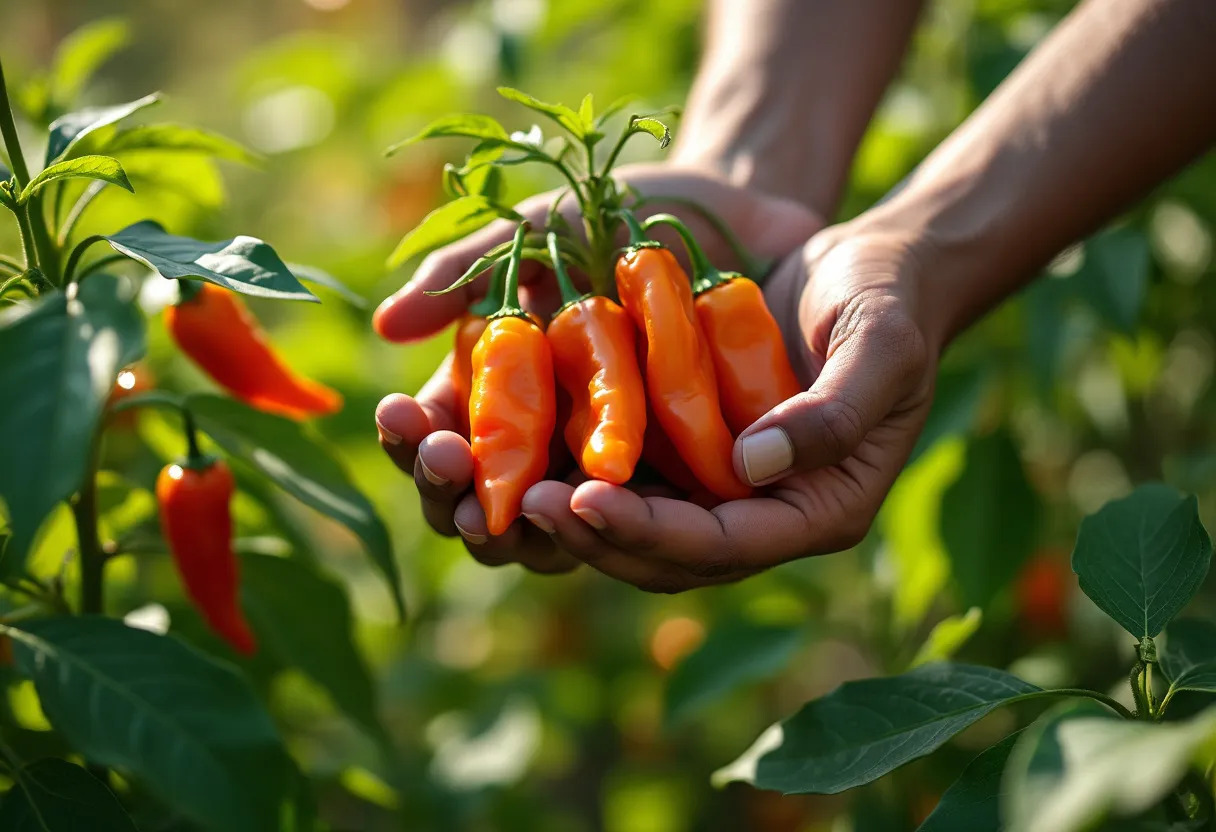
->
[3,0,1216,830]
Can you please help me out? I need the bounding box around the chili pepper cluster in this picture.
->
[450,211,798,536]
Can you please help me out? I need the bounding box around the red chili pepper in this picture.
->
[164,282,342,421]
[156,429,256,655]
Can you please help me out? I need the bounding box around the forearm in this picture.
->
[674,0,924,218]
[871,0,1216,347]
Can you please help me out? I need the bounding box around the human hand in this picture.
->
[373,163,821,574]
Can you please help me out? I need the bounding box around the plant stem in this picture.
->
[0,254,22,274]
[73,437,106,616]
[0,60,32,187]
[0,60,60,284]
[59,180,107,245]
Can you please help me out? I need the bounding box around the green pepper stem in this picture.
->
[492,221,532,319]
[469,260,508,317]
[642,212,736,294]
[548,231,585,307]
[616,209,653,249]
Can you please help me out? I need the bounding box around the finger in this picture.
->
[525,481,728,593]
[452,492,564,573]
[733,298,928,486]
[568,479,870,578]
[373,193,558,343]
[375,393,431,473]
[414,431,474,537]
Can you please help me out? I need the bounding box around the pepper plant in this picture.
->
[713,483,1216,832]
[0,22,400,832]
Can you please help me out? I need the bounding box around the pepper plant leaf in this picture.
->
[1071,484,1212,639]
[75,123,262,166]
[187,394,405,621]
[5,616,299,832]
[910,607,984,669]
[1072,228,1151,335]
[385,114,510,156]
[19,154,132,203]
[387,195,517,269]
[716,663,1041,795]
[45,93,160,165]
[104,220,317,302]
[0,757,137,832]
[285,262,367,308]
[665,621,806,727]
[630,116,671,148]
[0,274,145,571]
[241,553,388,745]
[916,732,1019,832]
[497,86,586,139]
[48,17,131,106]
[1159,618,1216,698]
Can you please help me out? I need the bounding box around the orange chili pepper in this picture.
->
[614,213,750,501]
[452,261,507,437]
[545,232,646,485]
[155,423,256,655]
[645,214,801,434]
[165,282,341,421]
[469,223,556,535]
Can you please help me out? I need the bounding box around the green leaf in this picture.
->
[916,732,1019,832]
[0,757,137,832]
[48,18,131,106]
[578,93,594,129]
[717,663,1040,795]
[79,123,262,166]
[1160,618,1216,698]
[385,114,510,156]
[496,87,585,138]
[187,394,405,621]
[6,616,297,832]
[45,93,160,165]
[387,195,511,269]
[630,117,671,149]
[596,95,635,127]
[0,274,145,569]
[1073,228,1150,334]
[911,608,983,668]
[941,431,1041,608]
[241,554,387,744]
[1071,484,1212,639]
[104,220,317,302]
[285,263,368,308]
[664,622,805,727]
[19,155,132,203]
[1004,703,1216,832]
[907,367,988,465]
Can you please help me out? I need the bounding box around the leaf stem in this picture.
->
[58,180,107,245]
[63,235,108,285]
[1045,687,1136,720]
[72,437,106,616]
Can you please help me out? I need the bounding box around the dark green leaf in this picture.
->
[19,155,132,203]
[1072,228,1150,334]
[942,431,1041,608]
[1071,484,1212,639]
[187,394,405,620]
[664,622,805,726]
[630,117,671,149]
[7,616,297,832]
[496,87,585,138]
[285,263,367,308]
[0,274,145,568]
[917,732,1019,832]
[908,367,987,465]
[45,94,160,165]
[721,663,1040,795]
[241,554,387,743]
[385,114,510,156]
[48,18,130,106]
[387,196,512,269]
[1160,618,1216,697]
[104,221,316,302]
[79,123,261,166]
[0,757,137,832]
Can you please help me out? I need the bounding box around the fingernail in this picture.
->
[524,513,555,534]
[573,507,606,530]
[419,457,449,486]
[739,427,795,485]
[454,522,487,546]
[378,425,402,445]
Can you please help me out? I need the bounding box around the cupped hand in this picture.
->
[374,164,821,574]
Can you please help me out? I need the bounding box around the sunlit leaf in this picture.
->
[1071,484,1212,639]
[48,18,131,105]
[385,114,510,156]
[630,117,671,148]
[104,220,316,302]
[387,195,515,269]
[911,608,983,668]
[497,86,585,138]
[0,275,145,570]
[20,154,132,203]
[578,93,594,129]
[45,93,160,165]
[78,123,262,166]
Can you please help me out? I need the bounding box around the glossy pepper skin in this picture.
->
[548,296,646,484]
[165,282,342,421]
[156,458,257,655]
[614,222,750,501]
[452,314,489,437]
[468,223,557,536]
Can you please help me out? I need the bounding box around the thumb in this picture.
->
[732,309,926,486]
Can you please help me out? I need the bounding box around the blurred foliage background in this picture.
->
[3,0,1216,830]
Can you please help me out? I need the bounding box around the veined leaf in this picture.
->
[387,195,515,269]
[1159,618,1216,698]
[45,93,160,165]
[0,758,137,832]
[19,154,132,203]
[631,116,671,148]
[496,86,586,138]
[385,114,510,156]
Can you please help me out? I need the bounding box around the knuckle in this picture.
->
[684,549,738,579]
[815,398,866,461]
